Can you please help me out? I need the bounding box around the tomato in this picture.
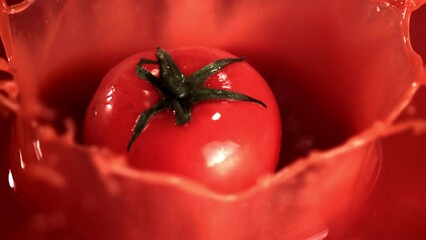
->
[84,47,281,193]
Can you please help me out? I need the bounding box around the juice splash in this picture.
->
[0,0,425,239]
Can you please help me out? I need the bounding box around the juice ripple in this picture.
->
[0,0,425,239]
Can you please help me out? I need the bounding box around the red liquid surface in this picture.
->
[0,0,425,239]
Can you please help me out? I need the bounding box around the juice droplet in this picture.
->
[369,0,418,12]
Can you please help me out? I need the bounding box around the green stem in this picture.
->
[127,48,267,151]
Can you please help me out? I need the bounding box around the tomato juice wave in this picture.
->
[0,0,426,239]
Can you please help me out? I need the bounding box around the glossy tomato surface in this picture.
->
[84,47,281,193]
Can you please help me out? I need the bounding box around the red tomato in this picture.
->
[84,47,281,193]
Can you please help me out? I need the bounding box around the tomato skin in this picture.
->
[84,47,281,193]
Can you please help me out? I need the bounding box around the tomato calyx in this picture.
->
[127,47,267,151]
